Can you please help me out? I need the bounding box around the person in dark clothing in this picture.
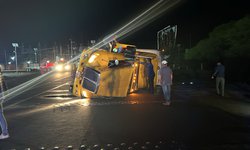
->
[69,64,77,93]
[211,61,225,96]
[71,64,77,79]
[0,68,9,139]
[146,59,155,94]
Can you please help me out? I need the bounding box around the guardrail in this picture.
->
[2,70,40,78]
[2,70,29,73]
[2,69,40,73]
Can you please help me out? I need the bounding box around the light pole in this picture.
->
[12,43,19,72]
[34,48,38,63]
[4,49,8,70]
[69,39,73,59]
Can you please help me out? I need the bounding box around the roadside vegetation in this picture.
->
[183,15,250,84]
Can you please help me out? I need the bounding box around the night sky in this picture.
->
[0,0,249,62]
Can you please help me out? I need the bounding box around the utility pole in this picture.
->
[70,39,73,59]
[38,42,41,65]
[33,48,38,63]
[4,49,8,70]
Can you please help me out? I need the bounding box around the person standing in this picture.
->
[211,61,225,96]
[69,64,77,93]
[147,59,155,94]
[0,68,9,139]
[159,60,173,106]
[71,64,77,80]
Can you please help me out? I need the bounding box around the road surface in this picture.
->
[0,71,250,150]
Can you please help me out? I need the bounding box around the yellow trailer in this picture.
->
[72,42,161,98]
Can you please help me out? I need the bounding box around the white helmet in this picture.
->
[162,60,168,65]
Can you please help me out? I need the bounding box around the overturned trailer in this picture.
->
[72,42,161,98]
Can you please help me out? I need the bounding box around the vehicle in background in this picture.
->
[72,41,161,98]
[26,62,40,71]
[40,60,54,74]
[54,58,71,72]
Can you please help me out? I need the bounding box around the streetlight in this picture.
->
[12,43,19,72]
[11,56,15,61]
[34,48,38,63]
[69,39,73,59]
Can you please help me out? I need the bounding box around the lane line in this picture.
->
[5,83,69,109]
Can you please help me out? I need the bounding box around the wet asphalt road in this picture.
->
[0,72,250,150]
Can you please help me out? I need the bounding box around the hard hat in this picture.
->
[162,60,168,65]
